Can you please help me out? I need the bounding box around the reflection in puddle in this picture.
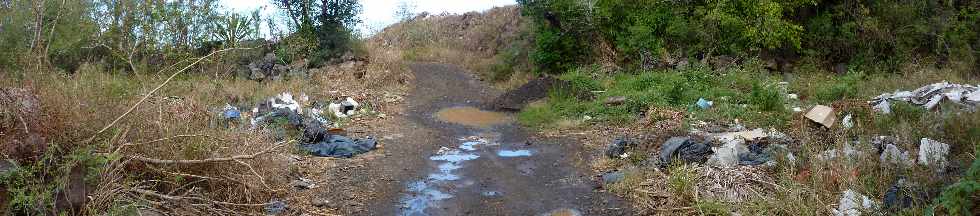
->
[497,149,533,157]
[435,106,510,127]
[399,137,487,215]
[481,191,501,197]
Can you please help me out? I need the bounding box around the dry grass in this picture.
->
[0,43,412,215]
[369,6,533,88]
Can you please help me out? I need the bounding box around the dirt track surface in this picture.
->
[342,63,630,215]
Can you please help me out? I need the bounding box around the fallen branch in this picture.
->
[126,140,291,165]
[130,188,273,207]
[86,47,251,143]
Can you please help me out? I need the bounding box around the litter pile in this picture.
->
[870,81,980,113]
[224,92,377,158]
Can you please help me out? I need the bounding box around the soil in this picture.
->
[326,63,631,215]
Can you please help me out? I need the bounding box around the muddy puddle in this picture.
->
[434,106,511,127]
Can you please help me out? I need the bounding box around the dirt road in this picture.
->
[348,63,629,215]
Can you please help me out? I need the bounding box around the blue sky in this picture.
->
[220,0,516,36]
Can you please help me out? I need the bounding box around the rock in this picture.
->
[265,200,287,215]
[879,144,913,167]
[710,55,736,70]
[290,178,315,190]
[604,96,627,105]
[312,198,330,207]
[833,189,878,216]
[917,138,949,169]
[605,137,634,159]
[249,66,266,80]
[601,170,626,185]
[805,105,837,128]
[54,165,89,212]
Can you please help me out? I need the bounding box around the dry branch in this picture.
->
[86,47,251,143]
[126,140,290,165]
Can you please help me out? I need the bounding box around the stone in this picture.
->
[805,105,836,128]
[917,138,949,169]
[604,96,627,105]
[833,189,877,216]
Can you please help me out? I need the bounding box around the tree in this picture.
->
[271,0,361,65]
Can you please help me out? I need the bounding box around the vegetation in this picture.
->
[0,0,377,215]
[509,1,979,215]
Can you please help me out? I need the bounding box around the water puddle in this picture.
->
[435,106,510,127]
[399,137,488,215]
[497,149,533,157]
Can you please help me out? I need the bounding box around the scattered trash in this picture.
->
[341,97,360,115]
[707,140,748,167]
[290,178,315,190]
[605,96,627,105]
[696,98,713,109]
[841,114,854,129]
[270,92,302,113]
[222,104,241,119]
[879,144,913,167]
[739,142,772,166]
[832,189,878,216]
[792,107,803,112]
[805,105,837,128]
[873,100,892,114]
[817,141,864,161]
[870,81,980,112]
[787,94,799,99]
[659,137,713,165]
[601,170,626,185]
[605,137,635,159]
[917,138,949,169]
[264,200,288,215]
[301,136,377,158]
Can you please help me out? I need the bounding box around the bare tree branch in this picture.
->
[124,140,290,165]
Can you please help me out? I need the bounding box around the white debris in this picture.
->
[787,93,799,99]
[817,142,863,161]
[792,107,803,112]
[871,81,980,112]
[918,138,950,169]
[707,139,748,168]
[271,92,303,114]
[872,100,892,114]
[880,144,913,167]
[833,189,878,216]
[842,114,854,129]
[328,103,346,118]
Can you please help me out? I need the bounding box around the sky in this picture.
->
[220,0,516,37]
